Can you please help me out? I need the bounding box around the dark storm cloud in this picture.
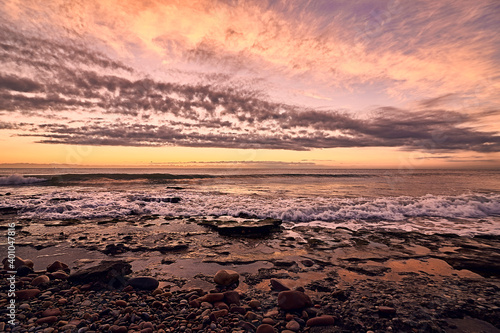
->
[1,24,500,153]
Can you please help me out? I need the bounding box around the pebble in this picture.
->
[249,299,261,308]
[286,320,301,331]
[36,316,58,325]
[306,315,335,326]
[42,308,62,316]
[256,323,275,333]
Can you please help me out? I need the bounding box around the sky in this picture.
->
[0,0,499,168]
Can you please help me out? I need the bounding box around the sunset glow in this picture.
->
[1,0,499,167]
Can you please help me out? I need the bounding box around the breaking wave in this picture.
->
[0,174,47,185]
[2,190,499,235]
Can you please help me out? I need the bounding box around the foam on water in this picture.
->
[2,190,499,235]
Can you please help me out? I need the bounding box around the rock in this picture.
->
[103,243,128,255]
[270,279,291,291]
[109,325,128,333]
[277,290,312,310]
[306,315,335,326]
[128,276,159,290]
[223,291,240,305]
[2,256,34,270]
[115,300,127,307]
[36,316,58,324]
[42,308,62,317]
[256,324,275,333]
[16,265,34,277]
[378,306,396,315]
[199,218,282,237]
[50,270,69,280]
[47,261,70,273]
[301,259,315,267]
[31,275,50,286]
[214,269,239,286]
[274,260,296,267]
[198,293,224,303]
[249,299,261,308]
[16,288,41,300]
[286,320,301,331]
[68,260,132,287]
[210,309,228,319]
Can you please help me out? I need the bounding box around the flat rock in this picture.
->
[270,279,291,291]
[278,290,312,310]
[199,218,282,237]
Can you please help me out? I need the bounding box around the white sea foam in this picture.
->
[0,174,47,185]
[2,190,500,235]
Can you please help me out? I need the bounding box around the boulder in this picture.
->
[214,269,239,286]
[127,276,159,291]
[2,256,33,270]
[277,290,312,310]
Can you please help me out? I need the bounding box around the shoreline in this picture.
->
[2,215,500,332]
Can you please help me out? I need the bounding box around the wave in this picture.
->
[0,174,47,185]
[2,191,499,235]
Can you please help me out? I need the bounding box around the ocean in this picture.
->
[1,168,499,236]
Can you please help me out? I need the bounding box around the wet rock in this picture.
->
[306,315,335,327]
[31,275,50,286]
[214,269,239,286]
[199,218,282,237]
[68,260,131,287]
[278,290,312,310]
[286,320,301,331]
[128,276,159,290]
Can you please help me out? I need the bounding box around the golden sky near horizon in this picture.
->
[0,0,499,168]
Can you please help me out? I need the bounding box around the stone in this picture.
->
[214,269,239,286]
[306,315,335,327]
[36,316,58,324]
[378,306,396,315]
[128,276,159,290]
[277,290,312,310]
[50,270,69,280]
[42,308,62,317]
[2,256,34,270]
[115,300,127,307]
[199,218,282,237]
[301,259,315,267]
[16,288,41,300]
[249,299,261,308]
[286,320,301,331]
[256,324,275,333]
[31,275,50,286]
[69,260,132,287]
[109,325,128,333]
[17,265,34,277]
[270,279,290,291]
[198,293,225,303]
[223,291,240,305]
[47,261,70,273]
[210,309,228,319]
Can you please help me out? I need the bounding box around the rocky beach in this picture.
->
[1,213,500,333]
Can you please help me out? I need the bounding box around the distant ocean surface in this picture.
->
[1,168,499,236]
